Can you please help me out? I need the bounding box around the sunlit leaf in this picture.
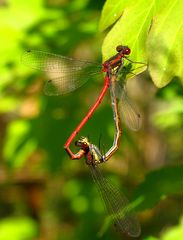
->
[147,0,183,87]
[101,0,183,87]
[99,0,131,32]
[102,0,154,69]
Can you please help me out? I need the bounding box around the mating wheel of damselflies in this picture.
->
[22,46,146,159]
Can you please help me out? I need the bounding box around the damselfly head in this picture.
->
[116,45,131,55]
[75,136,90,151]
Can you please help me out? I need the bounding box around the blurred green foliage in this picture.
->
[0,217,38,240]
[0,0,183,240]
[162,217,183,240]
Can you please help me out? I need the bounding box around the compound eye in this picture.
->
[124,47,131,55]
[116,45,123,52]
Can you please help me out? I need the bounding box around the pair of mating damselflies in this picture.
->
[74,56,142,237]
[22,46,143,159]
[22,45,145,237]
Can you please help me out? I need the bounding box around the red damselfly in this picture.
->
[74,73,141,235]
[22,46,145,159]
[75,136,141,237]
[70,73,122,162]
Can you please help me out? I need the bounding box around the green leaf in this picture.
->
[132,165,183,211]
[147,0,183,87]
[101,0,183,87]
[99,0,131,32]
[102,0,154,67]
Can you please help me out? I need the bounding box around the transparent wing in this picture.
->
[89,165,141,237]
[43,71,100,96]
[22,50,101,95]
[115,82,141,131]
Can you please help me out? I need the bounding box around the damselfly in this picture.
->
[22,46,145,159]
[75,136,141,237]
